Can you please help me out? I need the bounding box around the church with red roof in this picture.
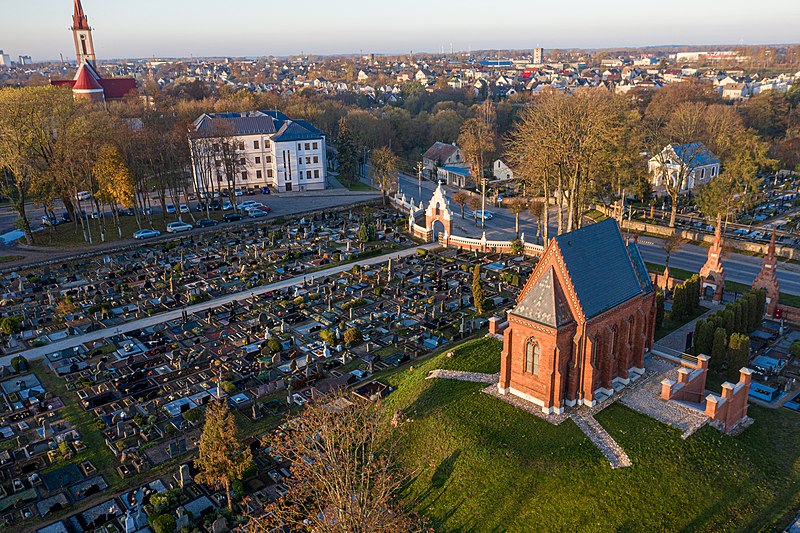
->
[51,0,137,103]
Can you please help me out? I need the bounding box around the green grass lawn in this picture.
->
[33,212,206,248]
[383,337,800,532]
[347,181,375,192]
[32,361,121,486]
[655,306,707,341]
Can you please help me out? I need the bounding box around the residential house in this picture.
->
[648,142,720,194]
[423,142,463,178]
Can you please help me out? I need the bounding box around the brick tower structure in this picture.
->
[498,219,657,415]
[52,0,137,101]
[752,229,780,316]
[699,218,725,303]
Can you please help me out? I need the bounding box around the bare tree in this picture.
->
[506,197,528,237]
[253,391,424,533]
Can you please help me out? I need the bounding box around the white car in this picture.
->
[248,209,269,218]
[166,203,176,214]
[76,191,92,201]
[133,229,161,239]
[166,222,193,233]
[234,188,243,197]
[474,210,495,221]
[179,204,189,214]
[243,202,265,212]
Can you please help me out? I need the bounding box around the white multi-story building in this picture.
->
[190,110,327,194]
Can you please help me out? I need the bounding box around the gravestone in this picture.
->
[179,463,192,487]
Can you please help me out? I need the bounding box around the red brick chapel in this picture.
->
[498,219,657,415]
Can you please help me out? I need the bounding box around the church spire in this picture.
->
[753,227,780,317]
[72,0,90,30]
[71,0,96,66]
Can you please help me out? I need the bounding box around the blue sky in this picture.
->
[3,0,799,61]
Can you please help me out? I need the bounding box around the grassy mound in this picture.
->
[384,338,800,532]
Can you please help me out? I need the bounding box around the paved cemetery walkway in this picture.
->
[570,411,632,469]
[1,243,438,367]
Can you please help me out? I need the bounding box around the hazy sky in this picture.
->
[3,0,799,61]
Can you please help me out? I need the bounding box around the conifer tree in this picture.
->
[195,400,253,512]
[710,327,728,371]
[472,264,485,314]
[727,333,750,381]
[336,118,359,186]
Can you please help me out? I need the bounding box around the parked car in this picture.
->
[193,219,219,228]
[260,186,271,194]
[133,229,161,239]
[76,191,92,201]
[234,188,243,197]
[223,213,243,222]
[179,203,189,214]
[117,207,135,217]
[166,203,176,214]
[248,208,269,218]
[222,201,233,211]
[474,210,495,221]
[41,215,64,227]
[243,202,265,212]
[166,221,193,233]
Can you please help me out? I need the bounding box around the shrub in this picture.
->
[10,355,28,372]
[0,316,23,335]
[220,381,238,395]
[149,514,176,533]
[344,327,362,345]
[183,407,202,424]
[320,329,336,345]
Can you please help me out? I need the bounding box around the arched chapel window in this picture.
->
[525,338,540,376]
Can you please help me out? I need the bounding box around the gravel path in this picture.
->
[426,369,499,384]
[571,411,632,469]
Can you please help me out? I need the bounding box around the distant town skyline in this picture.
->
[2,0,800,61]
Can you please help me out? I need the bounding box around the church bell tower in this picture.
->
[71,0,96,66]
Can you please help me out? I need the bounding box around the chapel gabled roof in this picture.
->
[513,267,573,328]
[553,219,649,319]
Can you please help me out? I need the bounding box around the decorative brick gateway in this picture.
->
[498,220,657,415]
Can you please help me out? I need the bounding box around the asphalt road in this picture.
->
[393,173,800,296]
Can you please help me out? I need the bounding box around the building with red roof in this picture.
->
[51,0,137,102]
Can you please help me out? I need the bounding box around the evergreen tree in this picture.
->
[754,289,767,322]
[672,285,686,321]
[747,293,760,331]
[693,319,714,356]
[336,118,359,186]
[655,291,665,329]
[195,400,253,512]
[727,333,750,381]
[710,327,728,372]
[723,310,736,336]
[731,301,744,334]
[472,264,485,314]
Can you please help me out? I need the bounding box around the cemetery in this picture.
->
[0,184,796,532]
[0,210,539,530]
[0,206,411,358]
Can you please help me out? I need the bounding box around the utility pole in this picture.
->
[416,161,423,201]
[481,174,487,229]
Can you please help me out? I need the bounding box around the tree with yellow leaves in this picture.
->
[94,145,135,238]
